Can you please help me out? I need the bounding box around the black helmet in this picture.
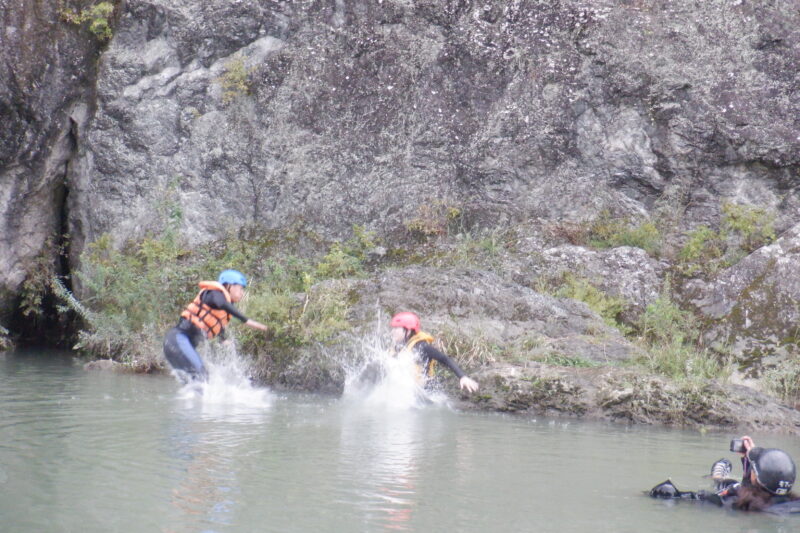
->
[747,447,796,495]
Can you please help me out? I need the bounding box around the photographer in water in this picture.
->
[650,435,800,512]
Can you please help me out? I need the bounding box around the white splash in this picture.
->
[175,341,272,415]
[342,334,447,411]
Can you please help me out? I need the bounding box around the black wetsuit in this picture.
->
[411,340,466,380]
[650,456,800,513]
[163,290,249,381]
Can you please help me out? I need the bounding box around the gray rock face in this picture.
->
[346,266,638,363]
[2,0,799,354]
[0,0,100,324]
[524,244,664,321]
[687,223,800,362]
[69,0,800,255]
[267,265,638,391]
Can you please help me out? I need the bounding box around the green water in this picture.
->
[1,351,798,532]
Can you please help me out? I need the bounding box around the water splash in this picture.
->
[174,341,272,414]
[341,333,447,411]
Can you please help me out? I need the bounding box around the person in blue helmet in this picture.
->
[162,269,268,382]
[649,435,800,513]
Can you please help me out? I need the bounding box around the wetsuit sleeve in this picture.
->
[201,290,249,322]
[696,491,724,506]
[416,342,466,379]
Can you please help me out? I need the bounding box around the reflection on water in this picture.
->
[1,352,800,533]
[162,413,240,533]
[163,344,273,533]
[338,406,427,531]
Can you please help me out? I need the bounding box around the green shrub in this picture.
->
[678,226,724,275]
[236,289,299,351]
[53,227,274,365]
[404,201,462,240]
[19,241,59,319]
[634,340,729,381]
[637,292,698,346]
[615,221,662,254]
[556,274,630,333]
[441,228,509,269]
[633,291,730,382]
[314,226,377,280]
[343,225,377,262]
[60,224,377,364]
[298,283,352,344]
[50,276,161,370]
[61,2,115,41]
[586,211,662,255]
[676,203,777,276]
[720,202,776,253]
[77,233,191,331]
[762,357,800,405]
[436,329,504,368]
[217,56,252,104]
[315,243,364,279]
[538,353,600,368]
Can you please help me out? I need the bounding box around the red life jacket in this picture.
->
[180,281,232,339]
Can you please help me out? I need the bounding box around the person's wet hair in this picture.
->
[734,484,791,511]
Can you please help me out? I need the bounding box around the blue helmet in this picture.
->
[218,269,247,287]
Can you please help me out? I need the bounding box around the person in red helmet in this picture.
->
[389,312,479,393]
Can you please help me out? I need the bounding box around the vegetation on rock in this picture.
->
[60,1,116,42]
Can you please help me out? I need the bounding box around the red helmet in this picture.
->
[390,312,421,333]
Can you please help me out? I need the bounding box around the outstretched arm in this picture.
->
[244,319,268,332]
[203,291,249,322]
[203,291,268,333]
[649,480,723,505]
[417,342,479,392]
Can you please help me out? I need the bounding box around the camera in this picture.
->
[730,439,746,453]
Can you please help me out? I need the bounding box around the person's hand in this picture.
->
[246,319,269,332]
[459,376,479,393]
[741,435,756,453]
[649,479,680,499]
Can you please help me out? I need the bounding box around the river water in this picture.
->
[1,350,798,533]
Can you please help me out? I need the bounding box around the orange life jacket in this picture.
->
[180,281,232,339]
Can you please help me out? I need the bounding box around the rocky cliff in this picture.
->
[1,1,799,365]
[72,0,800,246]
[0,0,106,341]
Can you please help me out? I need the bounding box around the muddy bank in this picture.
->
[82,342,800,434]
[451,363,800,434]
[244,264,800,434]
[258,356,800,435]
